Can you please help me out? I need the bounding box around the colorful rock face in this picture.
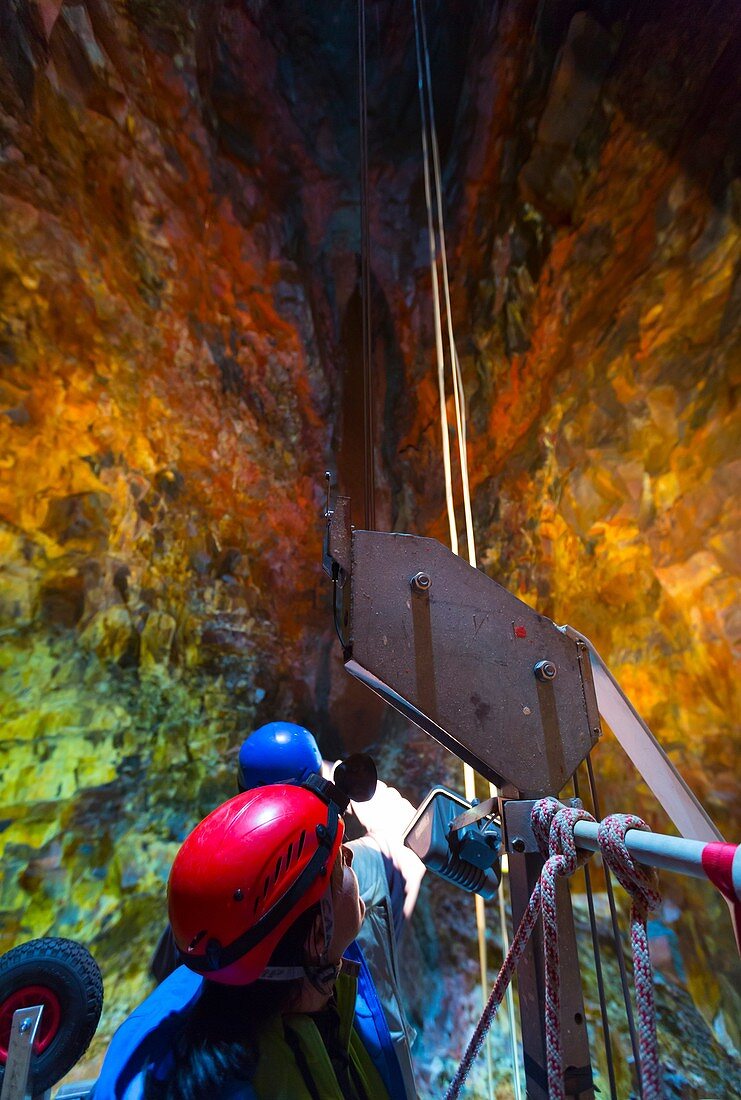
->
[0,0,738,1092]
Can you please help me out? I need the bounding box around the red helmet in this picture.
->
[168,780,345,985]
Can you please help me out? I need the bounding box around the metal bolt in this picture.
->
[512,837,526,853]
[534,659,557,682]
[19,1016,33,1034]
[410,571,431,593]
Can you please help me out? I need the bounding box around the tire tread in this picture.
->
[0,936,104,1092]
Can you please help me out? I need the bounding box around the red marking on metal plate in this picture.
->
[514,625,527,638]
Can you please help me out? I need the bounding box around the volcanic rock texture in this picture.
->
[0,0,739,1094]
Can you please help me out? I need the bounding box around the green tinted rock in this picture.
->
[140,611,176,672]
[80,607,137,664]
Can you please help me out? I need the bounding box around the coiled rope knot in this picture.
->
[597,813,661,919]
[598,814,664,1100]
[532,796,596,874]
[446,802,666,1100]
[531,798,597,1100]
[445,797,598,1100]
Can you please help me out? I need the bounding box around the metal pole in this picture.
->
[572,822,740,893]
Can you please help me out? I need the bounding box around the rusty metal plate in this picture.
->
[346,530,599,795]
[323,496,352,579]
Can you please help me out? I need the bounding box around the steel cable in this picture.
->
[413,2,521,1094]
[358,0,375,531]
[574,767,618,1100]
[412,0,458,557]
[587,754,643,1096]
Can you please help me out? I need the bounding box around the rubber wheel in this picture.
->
[0,937,103,1094]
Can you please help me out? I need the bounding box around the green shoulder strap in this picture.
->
[251,974,391,1100]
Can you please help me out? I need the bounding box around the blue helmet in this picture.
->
[237,721,323,792]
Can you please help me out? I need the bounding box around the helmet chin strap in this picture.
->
[261,881,340,992]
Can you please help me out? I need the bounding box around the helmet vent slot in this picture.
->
[286,842,293,868]
[297,830,306,858]
[263,875,270,899]
[274,856,282,882]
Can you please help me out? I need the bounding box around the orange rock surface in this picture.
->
[0,1,738,1092]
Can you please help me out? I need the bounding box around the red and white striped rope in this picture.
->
[446,800,665,1100]
[598,814,663,1100]
[443,844,542,1100]
[532,801,595,1099]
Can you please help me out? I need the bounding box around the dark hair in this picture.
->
[145,904,319,1100]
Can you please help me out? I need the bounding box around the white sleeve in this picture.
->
[348,780,426,923]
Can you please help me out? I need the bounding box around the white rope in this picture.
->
[419,12,476,570]
[413,0,457,557]
[413,3,522,1097]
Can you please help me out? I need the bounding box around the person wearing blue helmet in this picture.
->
[96,726,423,1099]
[149,721,325,986]
[237,721,323,791]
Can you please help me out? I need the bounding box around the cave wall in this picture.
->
[0,0,739,1093]
[388,5,740,1090]
[444,1,739,837]
[0,0,347,1043]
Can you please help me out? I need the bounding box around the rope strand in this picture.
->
[358,0,375,531]
[412,0,457,556]
[447,801,665,1100]
[415,6,523,1094]
[587,755,643,1092]
[413,5,521,1094]
[418,0,476,568]
[574,769,618,1100]
[598,815,663,1100]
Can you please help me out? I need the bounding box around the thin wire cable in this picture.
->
[418,0,476,569]
[412,0,458,556]
[574,768,618,1100]
[463,769,495,1099]
[414,12,652,1091]
[491,783,524,1100]
[412,3,490,1094]
[358,0,375,531]
[587,754,643,1097]
[416,3,520,1094]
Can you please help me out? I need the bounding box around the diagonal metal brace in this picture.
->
[563,626,722,843]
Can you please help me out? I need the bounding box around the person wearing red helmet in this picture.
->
[168,778,355,989]
[148,721,327,987]
[93,770,418,1099]
[148,775,386,1098]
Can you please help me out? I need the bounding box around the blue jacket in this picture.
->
[92,941,407,1099]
